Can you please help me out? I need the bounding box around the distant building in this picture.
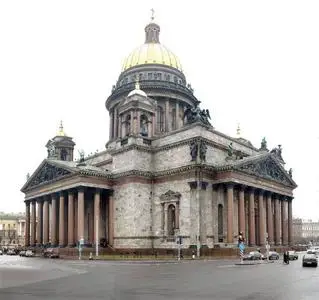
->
[0,212,26,246]
[293,218,319,242]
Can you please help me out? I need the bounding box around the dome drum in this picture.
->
[106,79,197,109]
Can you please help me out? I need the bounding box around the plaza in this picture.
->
[0,253,318,299]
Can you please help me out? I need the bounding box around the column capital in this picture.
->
[78,186,85,193]
[265,190,273,197]
[225,182,234,189]
[247,186,255,193]
[68,190,75,196]
[239,184,248,192]
[43,195,51,201]
[212,183,220,191]
[188,181,198,190]
[257,189,265,196]
[95,188,102,194]
[200,181,208,190]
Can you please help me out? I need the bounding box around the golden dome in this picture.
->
[122,43,182,72]
[121,21,183,72]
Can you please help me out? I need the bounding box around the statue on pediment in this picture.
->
[270,144,284,162]
[227,142,233,157]
[260,137,269,152]
[288,168,293,178]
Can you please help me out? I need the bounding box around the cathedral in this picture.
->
[21,17,297,251]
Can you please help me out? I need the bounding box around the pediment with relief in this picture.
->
[23,162,72,191]
[234,156,295,187]
[160,190,181,202]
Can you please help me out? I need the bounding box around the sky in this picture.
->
[0,1,318,219]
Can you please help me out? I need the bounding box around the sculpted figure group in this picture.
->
[183,101,211,126]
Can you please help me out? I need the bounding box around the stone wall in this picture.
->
[113,183,152,248]
[112,149,152,174]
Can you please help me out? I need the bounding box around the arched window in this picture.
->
[156,106,164,133]
[171,108,176,130]
[167,204,176,236]
[125,115,131,136]
[60,149,67,161]
[218,204,224,242]
[140,114,148,137]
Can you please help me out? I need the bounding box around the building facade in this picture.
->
[21,18,297,250]
[293,218,319,242]
[0,212,26,246]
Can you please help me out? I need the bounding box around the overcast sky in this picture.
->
[0,1,318,219]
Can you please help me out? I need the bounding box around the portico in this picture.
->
[210,182,293,246]
[24,186,114,247]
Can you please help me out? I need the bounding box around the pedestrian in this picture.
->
[192,250,195,259]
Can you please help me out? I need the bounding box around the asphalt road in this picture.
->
[0,253,318,299]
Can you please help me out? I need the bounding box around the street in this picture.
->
[0,253,318,299]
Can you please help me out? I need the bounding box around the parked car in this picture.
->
[302,253,318,267]
[7,249,17,255]
[268,251,280,260]
[43,248,59,258]
[25,250,34,257]
[307,249,319,257]
[288,251,298,260]
[243,251,266,261]
[0,250,3,255]
[19,250,26,257]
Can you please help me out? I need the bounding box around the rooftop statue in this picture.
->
[183,101,211,126]
[260,137,269,151]
[270,144,284,162]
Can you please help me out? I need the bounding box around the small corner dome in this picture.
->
[127,81,147,98]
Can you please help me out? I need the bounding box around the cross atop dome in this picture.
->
[150,8,155,22]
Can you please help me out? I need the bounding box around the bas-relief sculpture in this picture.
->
[29,164,71,188]
[237,158,291,185]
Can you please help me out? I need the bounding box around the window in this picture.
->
[167,204,176,236]
[218,204,224,242]
[156,106,164,132]
[125,115,131,136]
[171,108,176,130]
[140,114,148,137]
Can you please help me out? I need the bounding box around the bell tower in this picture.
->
[46,121,75,161]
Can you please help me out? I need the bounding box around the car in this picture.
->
[25,250,34,257]
[288,251,298,260]
[243,251,266,261]
[268,251,279,260]
[302,253,318,267]
[19,250,26,257]
[43,248,59,258]
[0,250,3,255]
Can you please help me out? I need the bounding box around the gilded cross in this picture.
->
[151,8,155,21]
